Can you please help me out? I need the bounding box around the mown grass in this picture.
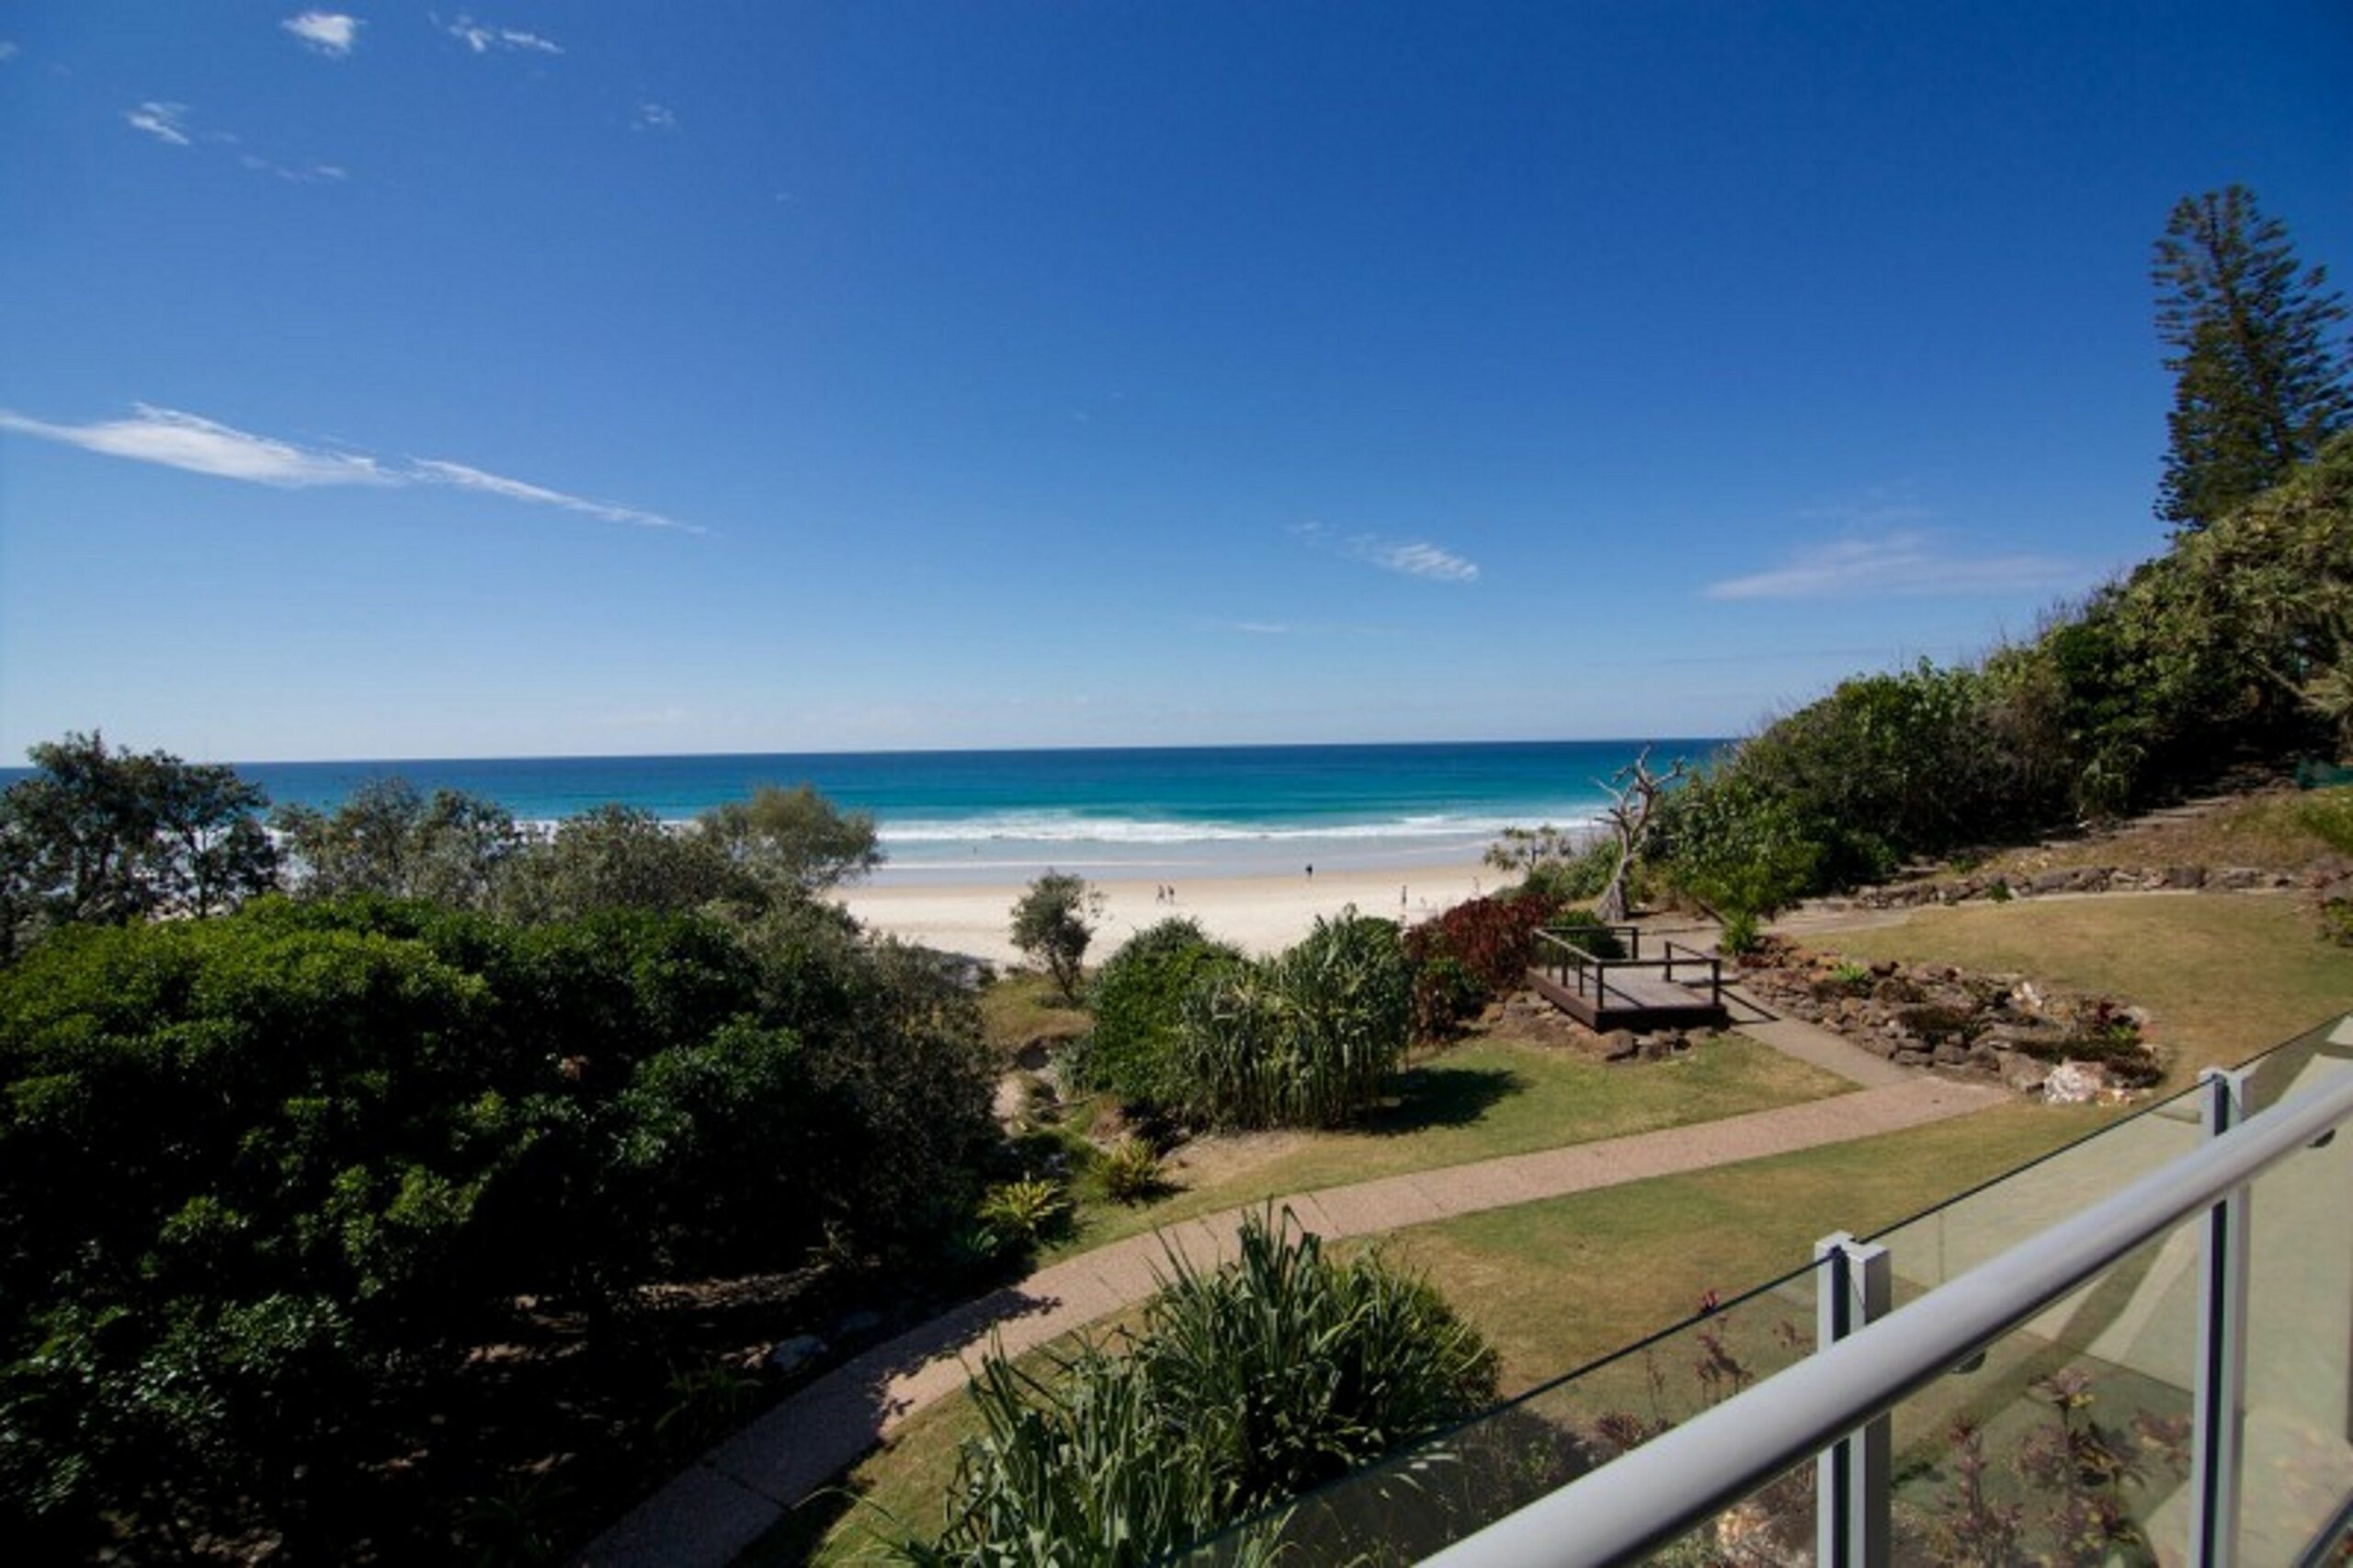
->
[777,1102,2100,1563]
[1818,894,2353,1079]
[1050,1030,1849,1255]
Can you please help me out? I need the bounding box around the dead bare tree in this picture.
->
[1594,746,1688,923]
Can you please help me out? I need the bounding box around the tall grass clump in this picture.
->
[1174,910,1413,1129]
[900,1210,1497,1565]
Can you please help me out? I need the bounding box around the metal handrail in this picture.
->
[1423,1055,2353,1567]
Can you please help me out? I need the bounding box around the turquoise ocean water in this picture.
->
[6,740,1725,884]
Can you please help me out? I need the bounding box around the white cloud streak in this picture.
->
[1368,540,1480,582]
[409,459,691,532]
[1703,531,2079,601]
[0,41,21,63]
[632,100,676,131]
[1291,520,1481,584]
[124,101,190,145]
[282,12,360,56]
[445,15,563,54]
[0,404,390,485]
[0,403,693,533]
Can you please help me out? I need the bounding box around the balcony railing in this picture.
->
[1176,1014,2353,1566]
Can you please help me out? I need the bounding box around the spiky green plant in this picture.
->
[895,1210,1495,1565]
[1172,910,1412,1130]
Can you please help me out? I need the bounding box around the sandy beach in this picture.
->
[835,858,1493,964]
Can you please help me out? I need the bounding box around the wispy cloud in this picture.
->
[444,15,563,54]
[124,101,191,145]
[0,403,693,533]
[1703,531,2078,601]
[121,101,346,182]
[239,153,347,183]
[410,459,690,532]
[1292,521,1481,584]
[1368,540,1479,582]
[0,41,21,64]
[1230,621,1290,636]
[282,12,360,56]
[631,100,676,131]
[0,404,389,485]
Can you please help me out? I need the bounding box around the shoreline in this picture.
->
[835,858,1494,964]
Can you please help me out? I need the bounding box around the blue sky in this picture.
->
[2,2,2347,761]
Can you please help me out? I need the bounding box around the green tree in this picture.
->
[2154,186,2351,531]
[495,802,752,921]
[0,733,277,957]
[1010,870,1103,1000]
[697,783,881,901]
[271,777,526,909]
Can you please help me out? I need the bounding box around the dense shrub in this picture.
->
[907,1210,1497,1565]
[1639,434,2353,909]
[1083,919,1247,1105]
[1542,905,1627,960]
[1403,893,1558,1035]
[0,896,995,1555]
[1174,911,1413,1130]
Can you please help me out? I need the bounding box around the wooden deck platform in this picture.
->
[1527,926,1732,1033]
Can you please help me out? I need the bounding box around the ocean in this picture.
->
[8,740,1726,884]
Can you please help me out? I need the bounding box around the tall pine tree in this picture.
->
[2153,186,2351,531]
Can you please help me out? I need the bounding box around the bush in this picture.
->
[0,896,998,1552]
[1402,894,1558,1036]
[976,1179,1072,1252]
[1095,1138,1169,1205]
[908,1210,1496,1565]
[1172,912,1414,1130]
[1543,905,1627,960]
[1719,910,1763,957]
[1083,919,1246,1105]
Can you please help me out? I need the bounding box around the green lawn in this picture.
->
[1817,894,2353,1080]
[761,896,2352,1563]
[1051,1029,1849,1253]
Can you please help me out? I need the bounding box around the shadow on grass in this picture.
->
[1360,1065,1526,1139]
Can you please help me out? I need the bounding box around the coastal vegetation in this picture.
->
[0,746,1011,1560]
[891,1211,1496,1565]
[1008,871,1104,1002]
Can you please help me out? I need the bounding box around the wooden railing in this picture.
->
[1532,926,1725,1015]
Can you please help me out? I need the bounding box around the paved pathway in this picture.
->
[580,1073,2006,1566]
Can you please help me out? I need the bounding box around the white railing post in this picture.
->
[2190,1066,2254,1566]
[1814,1233,1892,1568]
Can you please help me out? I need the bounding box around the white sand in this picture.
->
[835,859,1492,965]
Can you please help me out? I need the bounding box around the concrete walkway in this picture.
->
[580,1073,2005,1566]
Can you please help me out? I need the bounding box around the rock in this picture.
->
[2163,865,2206,889]
[1870,975,1921,1005]
[2031,869,2074,893]
[1598,1029,1638,1061]
[2042,1061,2113,1105]
[1639,1037,1677,1061]
[767,1334,827,1375]
[1893,1049,1934,1068]
[2213,866,2261,890]
[1932,1040,1972,1066]
[1996,1051,2051,1094]
[1855,1034,1899,1059]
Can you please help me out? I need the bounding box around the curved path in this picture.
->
[581,1065,2004,1566]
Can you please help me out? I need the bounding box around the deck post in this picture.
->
[1815,1233,1892,1568]
[2190,1066,2253,1567]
